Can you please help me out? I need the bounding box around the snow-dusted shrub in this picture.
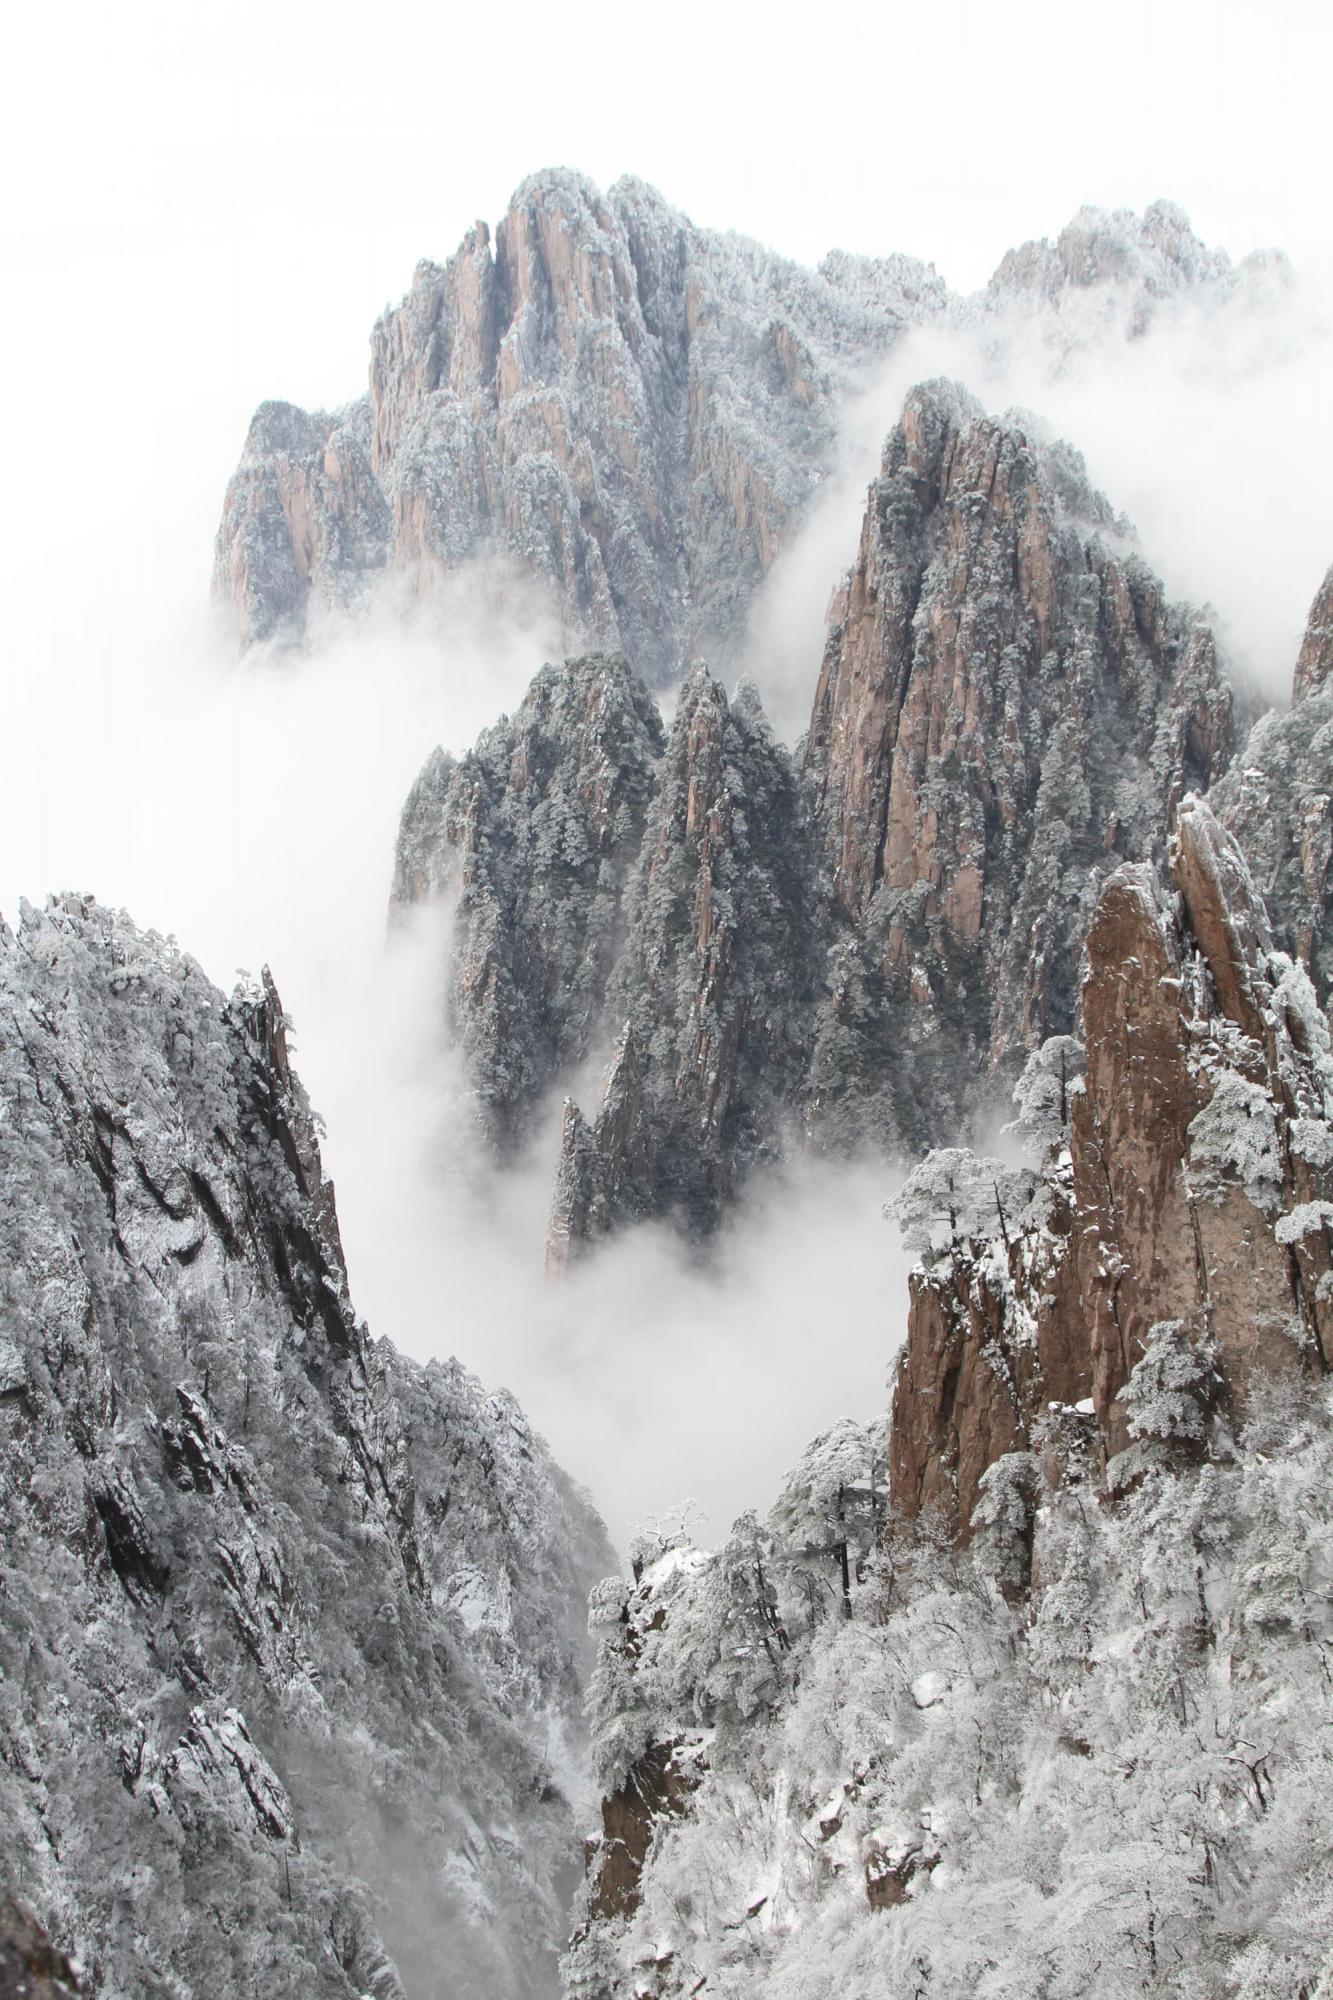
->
[886,1147,1037,1265]
[1290,1116,1333,1168]
[1008,1035,1086,1157]
[1274,1200,1333,1246]
[1119,1319,1218,1446]
[1187,1069,1283,1214]
[971,1451,1040,1595]
[769,1418,887,1624]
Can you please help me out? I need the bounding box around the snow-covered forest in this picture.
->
[568,1382,1333,1999]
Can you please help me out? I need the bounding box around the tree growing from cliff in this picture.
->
[768,1418,887,1622]
[970,1451,1040,1598]
[1118,1318,1219,1452]
[886,1148,1037,1264]
[1007,1034,1086,1157]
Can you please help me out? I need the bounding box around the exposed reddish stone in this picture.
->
[890,796,1332,1535]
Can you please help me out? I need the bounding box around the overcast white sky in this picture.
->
[4,0,1329,464]
[1,0,1329,1541]
[3,0,1328,638]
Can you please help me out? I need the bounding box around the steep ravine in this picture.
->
[0,895,614,1999]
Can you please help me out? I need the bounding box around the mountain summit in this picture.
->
[214,176,1264,682]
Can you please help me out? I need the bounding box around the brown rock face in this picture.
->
[0,1897,83,1998]
[1078,799,1332,1451]
[212,400,390,648]
[216,170,938,676]
[803,383,1233,1145]
[890,795,1333,1536]
[587,1741,700,1922]
[1292,564,1333,702]
[887,1179,1088,1533]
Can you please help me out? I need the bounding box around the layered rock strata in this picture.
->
[0,895,613,1998]
[889,795,1333,1535]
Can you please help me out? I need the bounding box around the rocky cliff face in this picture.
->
[803,380,1234,1149]
[889,794,1333,1536]
[392,650,818,1258]
[1291,563,1333,702]
[546,668,818,1261]
[212,399,391,648]
[215,170,941,675]
[565,797,1333,2000]
[0,895,613,1998]
[1215,562,1333,1007]
[395,382,1243,1248]
[391,652,665,1151]
[216,179,1270,680]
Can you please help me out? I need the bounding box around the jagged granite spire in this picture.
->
[218,180,1272,677]
[392,651,665,1151]
[803,380,1234,1149]
[546,668,819,1260]
[388,385,1248,1249]
[890,795,1333,1536]
[215,170,941,675]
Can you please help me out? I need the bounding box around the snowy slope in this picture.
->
[0,895,614,1999]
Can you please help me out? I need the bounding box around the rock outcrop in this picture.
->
[219,176,1276,679]
[0,1897,84,1999]
[392,383,1253,1250]
[0,895,613,1998]
[889,795,1333,1536]
[1216,562,1333,1006]
[215,170,941,675]
[391,652,665,1150]
[212,399,390,648]
[546,668,818,1261]
[804,380,1234,1149]
[1292,562,1333,702]
[980,197,1290,351]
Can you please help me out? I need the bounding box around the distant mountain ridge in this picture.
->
[214,175,1277,679]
